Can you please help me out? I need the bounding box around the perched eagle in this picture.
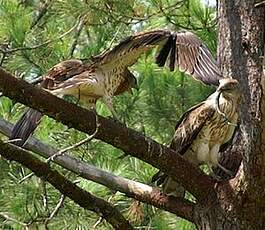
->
[152,78,241,197]
[11,29,222,146]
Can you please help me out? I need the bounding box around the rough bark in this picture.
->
[193,0,265,229]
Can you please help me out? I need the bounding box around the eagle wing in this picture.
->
[152,100,215,192]
[170,101,215,155]
[91,30,172,69]
[91,30,221,86]
[157,31,222,86]
[41,59,86,90]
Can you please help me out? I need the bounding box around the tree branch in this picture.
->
[0,118,194,222]
[0,20,79,55]
[0,67,215,200]
[0,140,134,230]
[0,212,28,228]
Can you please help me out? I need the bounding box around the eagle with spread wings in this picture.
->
[11,29,223,146]
[152,78,240,197]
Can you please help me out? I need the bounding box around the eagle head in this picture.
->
[218,78,239,91]
[114,71,139,96]
[217,78,240,100]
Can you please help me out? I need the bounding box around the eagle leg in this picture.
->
[102,95,119,120]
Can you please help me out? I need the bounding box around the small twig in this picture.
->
[0,21,79,55]
[44,194,65,227]
[255,1,265,8]
[93,217,104,229]
[69,19,84,58]
[0,212,28,228]
[46,112,100,162]
[0,141,134,229]
[18,172,35,183]
[108,25,122,48]
[41,180,49,212]
[3,138,22,144]
[30,0,51,29]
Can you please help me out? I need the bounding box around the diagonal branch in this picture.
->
[0,67,215,200]
[0,140,134,230]
[0,20,79,55]
[0,118,194,222]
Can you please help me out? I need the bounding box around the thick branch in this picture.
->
[0,140,134,230]
[0,118,194,222]
[0,67,215,200]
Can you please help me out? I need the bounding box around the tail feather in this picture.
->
[10,108,43,146]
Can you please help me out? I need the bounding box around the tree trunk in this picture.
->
[193,0,265,229]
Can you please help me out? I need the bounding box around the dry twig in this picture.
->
[46,111,100,162]
[44,194,65,227]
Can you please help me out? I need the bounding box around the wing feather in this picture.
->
[41,59,86,89]
[156,35,174,67]
[91,30,172,69]
[156,31,222,86]
[170,101,215,155]
[152,101,215,192]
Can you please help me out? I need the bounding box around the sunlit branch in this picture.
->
[0,141,134,230]
[0,118,194,222]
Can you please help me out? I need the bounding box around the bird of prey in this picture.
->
[10,29,222,146]
[10,59,138,146]
[152,78,241,197]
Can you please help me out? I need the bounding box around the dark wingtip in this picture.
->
[169,33,177,71]
[155,35,173,67]
[10,109,42,146]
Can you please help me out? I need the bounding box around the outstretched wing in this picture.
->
[40,30,221,92]
[170,101,215,155]
[156,31,222,86]
[91,30,172,69]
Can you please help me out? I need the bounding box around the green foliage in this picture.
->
[0,0,216,229]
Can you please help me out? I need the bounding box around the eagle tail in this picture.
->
[152,170,185,198]
[10,108,43,146]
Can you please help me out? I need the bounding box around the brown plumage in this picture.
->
[10,60,137,146]
[11,29,222,146]
[152,79,241,197]
[156,31,222,86]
